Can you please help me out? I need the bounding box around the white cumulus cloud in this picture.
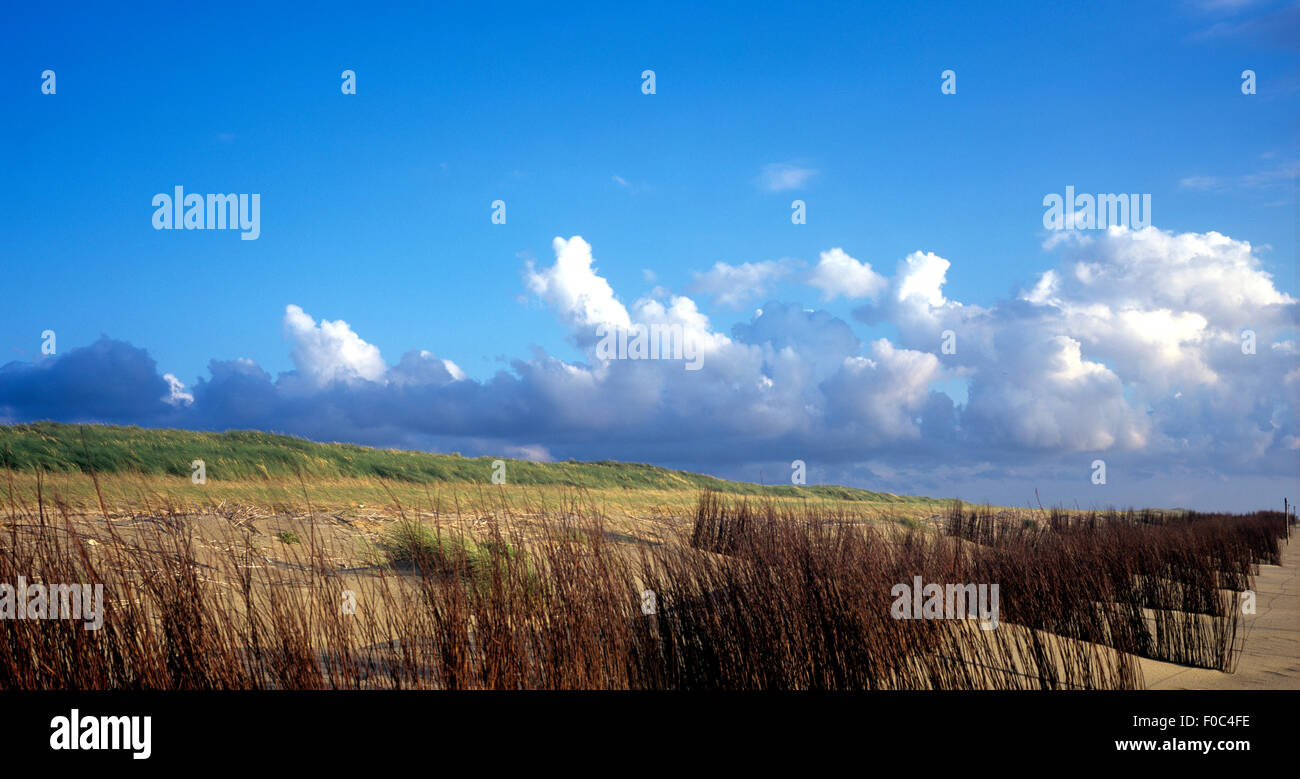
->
[283,304,388,387]
[807,248,887,301]
[688,259,797,309]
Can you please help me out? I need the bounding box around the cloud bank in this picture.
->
[2,226,1295,509]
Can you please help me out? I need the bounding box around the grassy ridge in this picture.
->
[0,422,933,504]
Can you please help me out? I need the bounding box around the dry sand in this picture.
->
[1141,534,1300,689]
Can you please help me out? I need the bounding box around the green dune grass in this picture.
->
[0,422,940,506]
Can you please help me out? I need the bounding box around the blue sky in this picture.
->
[2,1,1297,510]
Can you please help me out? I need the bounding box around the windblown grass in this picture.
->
[945,502,1289,671]
[0,422,934,503]
[0,461,1289,689]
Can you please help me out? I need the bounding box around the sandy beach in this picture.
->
[1142,533,1299,690]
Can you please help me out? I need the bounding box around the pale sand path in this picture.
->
[1141,532,1300,689]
